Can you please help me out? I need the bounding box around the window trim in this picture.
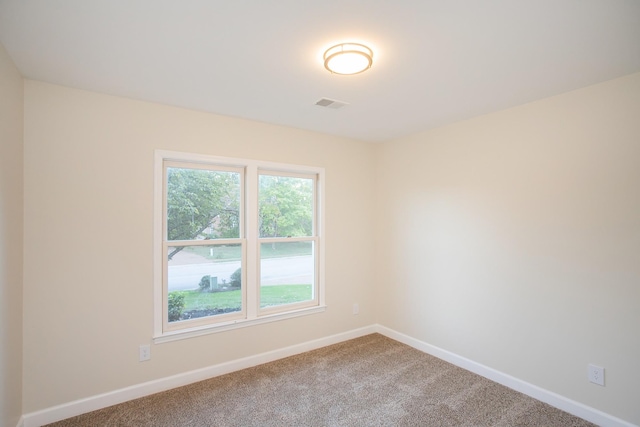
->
[153,150,325,342]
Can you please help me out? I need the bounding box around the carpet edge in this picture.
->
[374,325,637,427]
[23,325,376,427]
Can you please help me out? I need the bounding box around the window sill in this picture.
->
[153,305,327,344]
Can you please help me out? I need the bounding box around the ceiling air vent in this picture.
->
[315,98,349,109]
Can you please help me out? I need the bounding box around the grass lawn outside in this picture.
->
[171,284,313,313]
[185,241,312,262]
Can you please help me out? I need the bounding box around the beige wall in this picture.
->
[375,73,640,425]
[22,81,377,412]
[0,42,24,427]
[19,70,640,424]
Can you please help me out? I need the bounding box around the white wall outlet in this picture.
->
[588,364,604,386]
[353,303,359,315]
[139,344,151,362]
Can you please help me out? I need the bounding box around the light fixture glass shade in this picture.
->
[324,43,373,75]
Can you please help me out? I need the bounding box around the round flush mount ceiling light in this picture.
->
[323,43,373,75]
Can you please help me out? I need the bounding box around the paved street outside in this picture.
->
[168,251,313,291]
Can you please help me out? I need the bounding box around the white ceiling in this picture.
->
[1,1,639,143]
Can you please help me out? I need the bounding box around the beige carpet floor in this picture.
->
[46,334,596,426]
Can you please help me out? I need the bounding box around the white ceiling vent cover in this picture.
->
[315,98,349,109]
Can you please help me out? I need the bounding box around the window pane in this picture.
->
[167,244,242,322]
[167,167,240,240]
[260,241,314,308]
[258,174,313,238]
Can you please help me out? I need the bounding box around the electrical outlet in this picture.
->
[139,344,151,362]
[588,364,604,386]
[353,303,359,315]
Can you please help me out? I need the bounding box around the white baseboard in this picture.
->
[374,325,637,427]
[20,324,636,427]
[22,325,376,427]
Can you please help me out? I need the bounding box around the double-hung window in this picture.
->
[154,150,324,341]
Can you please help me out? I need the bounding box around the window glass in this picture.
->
[167,167,241,240]
[259,241,314,308]
[259,174,313,238]
[167,244,243,323]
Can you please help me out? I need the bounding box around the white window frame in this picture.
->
[153,150,325,343]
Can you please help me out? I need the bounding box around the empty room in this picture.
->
[1,1,639,426]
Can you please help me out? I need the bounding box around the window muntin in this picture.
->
[155,152,324,339]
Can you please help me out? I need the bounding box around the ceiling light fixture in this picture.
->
[323,43,373,75]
